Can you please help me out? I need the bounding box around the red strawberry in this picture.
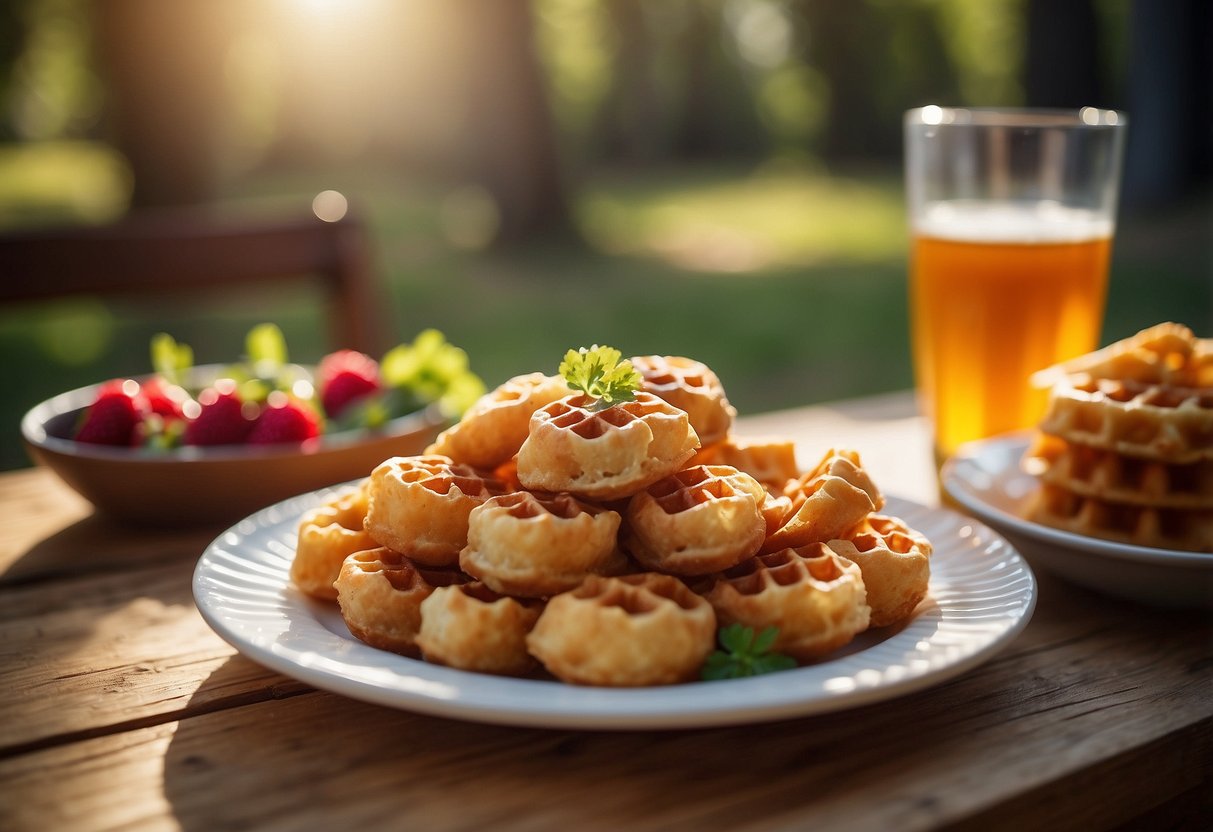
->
[76,379,145,445]
[141,376,189,420]
[184,381,254,446]
[318,349,381,418]
[247,396,321,444]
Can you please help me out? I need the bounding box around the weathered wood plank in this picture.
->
[0,638,1207,832]
[0,557,303,755]
[0,468,93,574]
[0,468,224,588]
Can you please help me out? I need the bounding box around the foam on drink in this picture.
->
[915,200,1113,243]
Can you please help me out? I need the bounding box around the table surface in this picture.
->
[2,392,1210,831]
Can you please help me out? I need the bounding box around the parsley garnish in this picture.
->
[558,345,641,410]
[701,624,797,681]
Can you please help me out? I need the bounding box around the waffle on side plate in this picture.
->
[1026,323,1213,552]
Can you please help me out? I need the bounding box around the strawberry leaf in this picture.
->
[380,329,484,418]
[246,323,287,373]
[150,333,193,385]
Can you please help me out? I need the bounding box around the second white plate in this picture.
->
[942,434,1213,608]
[194,490,1036,730]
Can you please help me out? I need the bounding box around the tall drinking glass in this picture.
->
[905,106,1127,471]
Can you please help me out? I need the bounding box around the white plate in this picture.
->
[942,434,1213,608]
[193,490,1036,730]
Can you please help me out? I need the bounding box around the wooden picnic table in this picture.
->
[2,392,1209,831]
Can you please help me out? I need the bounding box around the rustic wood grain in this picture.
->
[0,627,1207,832]
[0,468,92,573]
[0,557,304,756]
[0,468,224,587]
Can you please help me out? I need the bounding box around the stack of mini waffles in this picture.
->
[1024,323,1213,552]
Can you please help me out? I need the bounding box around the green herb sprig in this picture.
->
[380,328,486,419]
[701,624,797,681]
[558,345,641,410]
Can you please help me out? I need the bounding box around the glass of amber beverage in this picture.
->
[905,106,1127,471]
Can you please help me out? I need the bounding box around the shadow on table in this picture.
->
[2,511,224,588]
[160,653,973,830]
[1,511,226,738]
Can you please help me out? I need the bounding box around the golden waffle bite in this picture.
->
[631,355,736,446]
[760,491,795,538]
[625,464,767,575]
[416,582,543,676]
[460,491,627,597]
[516,392,700,501]
[692,436,800,487]
[1024,433,1213,510]
[1036,375,1213,464]
[291,484,376,601]
[829,515,932,628]
[492,456,523,493]
[364,455,506,567]
[764,449,882,552]
[527,573,716,686]
[1027,483,1213,552]
[426,373,571,469]
[334,547,468,656]
[706,544,871,660]
[803,448,884,509]
[1033,322,1213,390]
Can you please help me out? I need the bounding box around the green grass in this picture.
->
[577,164,906,268]
[1,151,1209,471]
[0,141,132,228]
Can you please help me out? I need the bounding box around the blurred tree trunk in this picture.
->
[790,0,885,160]
[460,0,570,245]
[672,0,718,158]
[1120,0,1212,209]
[595,0,662,163]
[92,0,238,208]
[1024,0,1102,108]
[0,0,28,140]
[671,0,767,159]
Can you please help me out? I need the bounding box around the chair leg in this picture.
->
[327,222,388,357]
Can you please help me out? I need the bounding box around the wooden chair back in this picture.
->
[0,207,388,355]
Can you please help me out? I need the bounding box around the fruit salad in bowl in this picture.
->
[22,326,483,526]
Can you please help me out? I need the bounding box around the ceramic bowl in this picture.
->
[21,367,446,526]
